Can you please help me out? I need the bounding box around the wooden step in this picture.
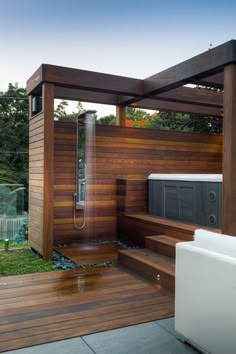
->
[145,235,183,258]
[118,214,197,246]
[118,248,175,292]
[125,214,197,241]
[119,214,221,247]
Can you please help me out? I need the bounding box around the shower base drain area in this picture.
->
[54,242,124,268]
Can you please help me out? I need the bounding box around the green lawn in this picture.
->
[0,248,57,276]
[0,240,28,250]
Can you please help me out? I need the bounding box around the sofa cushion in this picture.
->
[194,229,236,258]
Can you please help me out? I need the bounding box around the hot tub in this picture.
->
[148,174,222,228]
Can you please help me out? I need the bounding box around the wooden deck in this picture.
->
[0,265,174,353]
[55,243,123,265]
[118,214,222,246]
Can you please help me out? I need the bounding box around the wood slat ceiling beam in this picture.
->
[54,87,118,105]
[27,64,144,97]
[158,87,222,107]
[55,86,222,108]
[132,98,222,116]
[191,72,224,89]
[27,40,234,117]
[29,65,223,107]
[27,43,229,101]
[27,65,43,94]
[144,40,235,95]
[55,87,222,116]
[118,86,223,107]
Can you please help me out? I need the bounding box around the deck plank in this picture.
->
[0,265,174,353]
[55,243,123,264]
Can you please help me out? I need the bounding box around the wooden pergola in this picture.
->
[27,39,236,259]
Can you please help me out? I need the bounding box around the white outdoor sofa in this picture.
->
[175,229,236,354]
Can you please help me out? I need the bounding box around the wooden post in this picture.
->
[116,106,126,126]
[222,64,236,235]
[28,84,55,260]
[42,83,54,259]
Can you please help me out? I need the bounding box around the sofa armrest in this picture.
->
[175,242,236,354]
[194,228,236,258]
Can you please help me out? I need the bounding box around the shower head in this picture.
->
[77,112,87,126]
[77,110,97,125]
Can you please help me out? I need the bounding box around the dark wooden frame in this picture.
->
[27,39,236,259]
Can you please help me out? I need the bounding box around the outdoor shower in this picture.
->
[74,110,96,230]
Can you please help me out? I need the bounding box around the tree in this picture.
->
[96,108,153,127]
[150,111,223,134]
[126,107,151,127]
[97,106,223,135]
[96,114,115,125]
[0,86,89,211]
[180,114,223,134]
[0,83,29,186]
[149,112,190,131]
[54,100,69,119]
[55,101,85,121]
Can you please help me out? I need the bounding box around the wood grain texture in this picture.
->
[27,61,225,116]
[144,40,233,95]
[118,249,175,291]
[28,85,55,260]
[53,123,222,245]
[54,122,117,244]
[118,234,186,292]
[0,266,174,353]
[55,243,124,264]
[116,106,126,126]
[222,64,236,235]
[44,64,143,96]
[28,111,44,256]
[117,179,147,215]
[118,214,221,246]
[42,83,54,260]
[145,235,183,258]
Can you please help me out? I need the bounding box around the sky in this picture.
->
[1,0,236,117]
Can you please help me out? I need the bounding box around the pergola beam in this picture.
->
[27,65,223,112]
[118,86,223,108]
[158,87,222,107]
[191,72,224,89]
[27,64,144,97]
[27,65,43,95]
[222,64,236,235]
[131,98,222,117]
[55,86,222,116]
[54,87,118,105]
[26,41,236,120]
[144,40,235,95]
[154,87,223,108]
[56,86,222,107]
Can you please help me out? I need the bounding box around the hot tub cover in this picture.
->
[148,174,222,182]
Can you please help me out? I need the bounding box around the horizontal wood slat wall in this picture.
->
[29,111,44,254]
[28,84,54,260]
[117,180,148,216]
[54,123,222,244]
